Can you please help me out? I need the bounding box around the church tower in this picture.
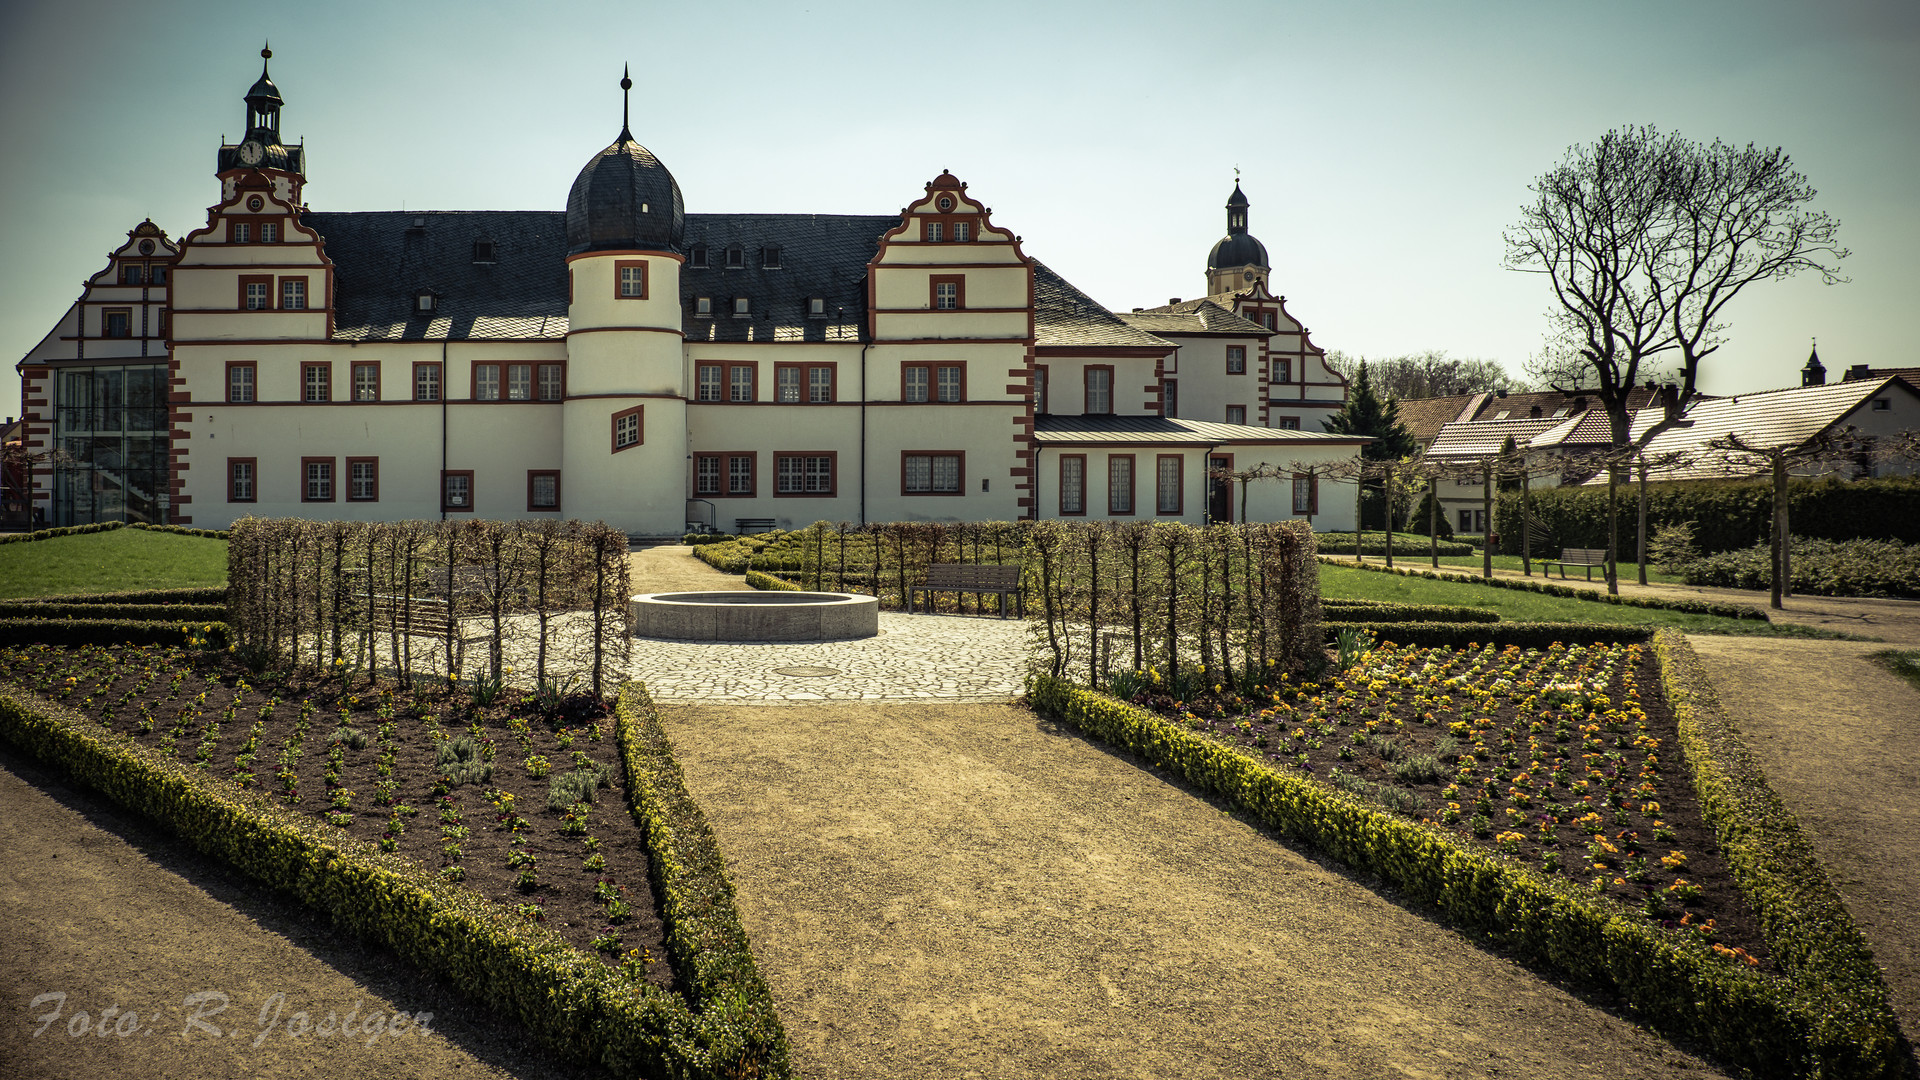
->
[216,44,307,205]
[560,67,688,533]
[1205,183,1271,296]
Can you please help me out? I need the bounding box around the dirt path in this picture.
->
[1323,555,1920,644]
[1687,637,1920,1046]
[628,544,750,593]
[0,747,580,1080]
[661,700,1726,1080]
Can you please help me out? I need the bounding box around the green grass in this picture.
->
[0,530,228,599]
[1359,552,1690,584]
[1319,563,1860,638]
[1869,650,1920,693]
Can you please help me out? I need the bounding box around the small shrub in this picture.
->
[547,768,601,810]
[435,735,492,786]
[1392,754,1443,785]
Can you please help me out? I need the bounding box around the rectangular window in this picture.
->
[1108,455,1135,515]
[240,275,272,310]
[228,458,256,502]
[728,362,756,402]
[776,364,801,403]
[931,275,965,310]
[903,365,928,403]
[261,221,279,243]
[442,470,473,513]
[227,362,256,403]
[728,453,755,497]
[808,297,826,318]
[1163,378,1177,418]
[775,452,836,496]
[507,363,533,401]
[808,365,834,403]
[936,364,962,402]
[302,363,330,403]
[1227,346,1246,374]
[901,363,964,402]
[1156,455,1182,514]
[352,363,379,402]
[1873,398,1891,411]
[1226,405,1246,426]
[697,363,723,402]
[725,246,744,269]
[302,457,335,502]
[1034,366,1048,415]
[122,265,142,285]
[1275,358,1292,384]
[616,260,648,299]
[1295,474,1320,516]
[1278,416,1301,430]
[926,221,943,242]
[473,364,500,401]
[1059,454,1086,515]
[689,246,708,268]
[1085,366,1112,415]
[695,296,712,317]
[954,221,970,242]
[232,222,250,244]
[151,265,167,285]
[732,297,750,317]
[347,457,378,501]
[902,451,963,494]
[414,362,442,401]
[537,363,564,401]
[528,470,560,511]
[761,246,782,268]
[102,309,131,338]
[612,405,643,452]
[694,455,721,495]
[280,278,306,310]
[691,453,756,496]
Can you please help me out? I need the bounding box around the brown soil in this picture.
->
[0,745,585,1080]
[661,699,1730,1080]
[1687,636,1920,1053]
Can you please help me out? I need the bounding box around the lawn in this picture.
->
[1319,563,1836,637]
[0,529,228,599]
[1361,552,1689,584]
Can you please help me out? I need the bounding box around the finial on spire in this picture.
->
[619,64,633,142]
[262,41,272,66]
[1234,164,1240,181]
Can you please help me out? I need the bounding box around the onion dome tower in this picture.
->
[1205,182,1271,295]
[217,44,306,178]
[561,66,688,535]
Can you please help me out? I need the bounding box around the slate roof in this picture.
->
[1035,414,1367,446]
[1118,300,1269,337]
[681,214,895,344]
[1031,261,1171,348]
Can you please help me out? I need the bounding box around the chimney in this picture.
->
[1846,364,1872,382]
[1168,298,1181,306]
[1662,383,1681,423]
[1495,388,1508,398]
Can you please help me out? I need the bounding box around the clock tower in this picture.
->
[217,44,307,199]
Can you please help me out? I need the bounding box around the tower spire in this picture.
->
[619,64,633,142]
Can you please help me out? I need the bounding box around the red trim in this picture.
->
[301,361,332,403]
[345,456,380,501]
[772,451,838,498]
[1155,454,1183,515]
[227,457,257,503]
[614,260,648,300]
[300,456,336,502]
[692,452,756,497]
[225,361,256,403]
[351,362,381,402]
[278,275,310,311]
[1083,365,1114,415]
[900,361,967,403]
[412,361,442,402]
[527,470,561,512]
[1107,453,1136,516]
[772,361,838,404]
[238,274,273,311]
[1058,453,1087,516]
[441,470,475,513]
[900,450,965,496]
[611,404,644,453]
[929,274,966,311]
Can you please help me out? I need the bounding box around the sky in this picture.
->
[2,0,1915,422]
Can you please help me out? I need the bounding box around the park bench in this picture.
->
[734,518,777,535]
[1539,547,1608,581]
[912,563,1025,618]
[366,594,494,673]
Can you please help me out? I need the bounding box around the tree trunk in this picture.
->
[1605,466,1620,595]
[1636,458,1649,586]
[1429,475,1440,569]
[1354,470,1365,563]
[1520,467,1532,576]
[1481,460,1493,579]
[1384,460,1395,569]
[1771,456,1787,610]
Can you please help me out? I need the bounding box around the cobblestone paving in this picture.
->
[627,612,1031,704]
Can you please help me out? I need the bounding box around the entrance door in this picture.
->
[1208,454,1233,523]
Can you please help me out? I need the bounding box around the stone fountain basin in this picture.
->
[630,590,879,642]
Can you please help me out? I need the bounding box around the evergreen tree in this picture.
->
[1323,361,1418,459]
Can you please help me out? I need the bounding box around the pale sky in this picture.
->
[3,0,1914,422]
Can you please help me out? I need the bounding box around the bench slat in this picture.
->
[914,563,1024,618]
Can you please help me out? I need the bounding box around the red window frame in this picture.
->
[301,362,332,403]
[611,405,644,453]
[102,308,132,338]
[413,361,442,402]
[300,456,336,503]
[351,362,380,402]
[1107,454,1135,516]
[1293,472,1319,516]
[773,452,837,497]
[239,274,273,311]
[1059,454,1087,516]
[442,470,475,513]
[346,457,379,502]
[471,363,501,401]
[1156,454,1183,515]
[773,362,837,404]
[1083,365,1114,415]
[900,451,965,496]
[726,362,757,402]
[1226,346,1246,374]
[901,362,966,403]
[228,457,257,503]
[527,470,562,512]
[225,361,256,403]
[614,260,648,299]
[279,276,308,311]
[930,274,965,311]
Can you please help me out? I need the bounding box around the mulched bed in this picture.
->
[1113,640,1773,969]
[0,643,675,991]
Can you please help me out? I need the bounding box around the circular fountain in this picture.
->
[629,591,879,642]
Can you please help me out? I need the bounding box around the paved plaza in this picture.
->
[627,611,1032,704]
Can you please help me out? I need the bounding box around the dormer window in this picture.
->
[689,245,708,268]
[808,298,826,318]
[414,291,437,315]
[926,221,944,243]
[725,246,744,269]
[732,297,750,318]
[122,265,143,285]
[695,297,712,317]
[232,223,251,243]
[472,240,495,263]
[954,222,970,242]
[261,222,279,243]
[762,246,782,269]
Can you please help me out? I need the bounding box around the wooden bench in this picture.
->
[734,518,777,535]
[366,594,494,672]
[1539,548,1608,581]
[912,563,1024,618]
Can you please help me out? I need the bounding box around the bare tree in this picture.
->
[1324,350,1525,400]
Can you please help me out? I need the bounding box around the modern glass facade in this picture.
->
[51,365,170,525]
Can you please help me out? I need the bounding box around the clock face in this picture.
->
[237,140,265,166]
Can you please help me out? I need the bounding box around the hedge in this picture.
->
[1316,532,1475,557]
[0,619,228,648]
[1323,556,1770,621]
[1026,675,1903,1078]
[614,683,790,1072]
[1680,538,1920,600]
[1493,475,1920,556]
[744,570,801,592]
[1325,621,1653,649]
[14,586,229,606]
[0,603,227,623]
[0,683,788,1079]
[1652,630,1902,1075]
[0,520,229,545]
[1323,601,1499,624]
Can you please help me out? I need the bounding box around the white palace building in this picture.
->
[16,51,1360,536]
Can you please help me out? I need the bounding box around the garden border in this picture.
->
[0,521,229,545]
[0,680,789,1080]
[1027,661,1903,1079]
[1322,555,1769,621]
[1325,621,1654,649]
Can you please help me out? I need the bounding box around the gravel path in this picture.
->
[627,544,752,594]
[660,700,1726,1080]
[1687,637,1920,1049]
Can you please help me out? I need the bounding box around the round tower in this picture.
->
[1205,182,1271,295]
[560,67,688,534]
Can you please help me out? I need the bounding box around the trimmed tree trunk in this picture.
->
[1636,458,1650,586]
[1605,466,1620,595]
[1480,460,1493,579]
[1771,455,1788,610]
[1384,460,1396,569]
[1429,474,1440,569]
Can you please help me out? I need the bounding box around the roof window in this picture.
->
[807,298,826,318]
[725,246,744,270]
[1493,410,1511,420]
[472,240,495,264]
[689,245,708,268]
[762,246,782,269]
[414,291,437,315]
[732,297,750,318]
[695,297,712,317]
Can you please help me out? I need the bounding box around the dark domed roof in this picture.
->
[1208,232,1268,269]
[566,133,685,255]
[246,71,283,106]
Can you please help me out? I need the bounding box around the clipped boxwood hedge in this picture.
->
[744,570,801,592]
[1327,621,1652,649]
[1323,556,1769,621]
[0,520,228,545]
[1323,601,1499,624]
[1025,673,1902,1079]
[0,683,789,1079]
[0,602,227,623]
[14,586,229,606]
[0,619,227,648]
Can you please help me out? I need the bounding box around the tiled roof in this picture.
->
[1137,290,1243,315]
[1035,414,1367,446]
[1117,300,1269,337]
[1397,387,1660,445]
[1031,261,1171,348]
[680,213,895,343]
[1425,418,1567,459]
